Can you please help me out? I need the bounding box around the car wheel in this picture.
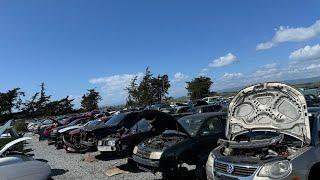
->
[195,161,206,180]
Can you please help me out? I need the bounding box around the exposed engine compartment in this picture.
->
[219,133,304,161]
[142,130,187,150]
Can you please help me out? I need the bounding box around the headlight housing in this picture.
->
[258,160,292,179]
[149,151,163,160]
[107,140,116,146]
[206,151,215,167]
[133,146,138,154]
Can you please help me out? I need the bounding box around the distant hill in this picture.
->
[217,76,320,93]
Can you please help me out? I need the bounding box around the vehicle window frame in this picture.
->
[197,115,225,137]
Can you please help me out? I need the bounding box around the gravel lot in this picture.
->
[24,133,161,180]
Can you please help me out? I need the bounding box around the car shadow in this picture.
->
[51,168,69,177]
[95,152,126,161]
[116,162,144,173]
[35,158,48,163]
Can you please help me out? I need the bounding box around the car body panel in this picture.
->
[226,82,310,143]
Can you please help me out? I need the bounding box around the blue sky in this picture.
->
[1,0,320,106]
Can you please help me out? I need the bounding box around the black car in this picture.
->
[97,110,186,156]
[79,111,141,152]
[132,112,227,179]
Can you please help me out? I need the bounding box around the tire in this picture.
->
[309,164,320,180]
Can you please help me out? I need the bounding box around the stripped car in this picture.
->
[132,112,227,179]
[206,82,320,180]
[97,110,182,156]
[80,112,141,152]
[49,117,91,148]
[62,117,109,153]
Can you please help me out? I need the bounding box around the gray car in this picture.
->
[206,82,320,180]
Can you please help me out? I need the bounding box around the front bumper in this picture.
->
[97,145,117,152]
[132,154,160,171]
[207,160,306,180]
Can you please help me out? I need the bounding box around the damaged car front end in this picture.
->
[97,110,182,156]
[80,112,140,152]
[206,82,312,180]
[132,112,227,179]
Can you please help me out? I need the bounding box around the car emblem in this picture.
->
[226,164,234,174]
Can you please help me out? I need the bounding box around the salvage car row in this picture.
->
[3,82,320,179]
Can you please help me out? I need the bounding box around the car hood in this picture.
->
[226,82,310,144]
[0,137,32,156]
[139,110,188,134]
[0,120,13,136]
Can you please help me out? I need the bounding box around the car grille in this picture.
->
[214,161,257,177]
[136,148,151,159]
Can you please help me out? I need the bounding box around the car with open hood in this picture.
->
[132,112,227,179]
[49,116,91,148]
[97,110,184,156]
[79,111,141,152]
[42,115,89,141]
[62,117,109,153]
[206,82,320,180]
[0,137,51,180]
[0,120,24,151]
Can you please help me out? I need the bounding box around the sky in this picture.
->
[0,0,320,106]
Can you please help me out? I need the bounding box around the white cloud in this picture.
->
[172,72,189,82]
[222,72,243,80]
[209,53,237,67]
[256,19,320,50]
[289,44,320,60]
[89,72,144,105]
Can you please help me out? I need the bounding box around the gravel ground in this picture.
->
[24,133,161,180]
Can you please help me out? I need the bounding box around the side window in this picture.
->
[130,119,152,133]
[200,117,224,136]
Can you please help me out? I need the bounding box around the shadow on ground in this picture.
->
[51,169,69,177]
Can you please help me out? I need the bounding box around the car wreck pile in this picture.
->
[15,82,320,179]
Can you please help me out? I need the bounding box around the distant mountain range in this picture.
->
[217,76,320,93]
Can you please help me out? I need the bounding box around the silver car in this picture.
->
[206,82,320,180]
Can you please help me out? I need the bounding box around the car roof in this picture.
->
[183,112,227,119]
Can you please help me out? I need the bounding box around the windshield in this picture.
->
[105,113,126,126]
[129,118,152,133]
[83,119,103,127]
[178,116,206,137]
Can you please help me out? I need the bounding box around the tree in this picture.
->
[137,67,154,106]
[45,96,74,115]
[151,75,170,103]
[0,88,25,119]
[186,76,213,100]
[81,89,101,111]
[126,76,139,107]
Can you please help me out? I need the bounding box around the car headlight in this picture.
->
[98,140,103,146]
[149,151,163,160]
[206,151,215,167]
[107,140,116,146]
[133,146,138,154]
[258,160,292,179]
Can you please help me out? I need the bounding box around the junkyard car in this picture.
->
[206,82,320,180]
[97,110,182,156]
[132,112,227,179]
[62,117,109,152]
[80,111,141,152]
[49,117,91,148]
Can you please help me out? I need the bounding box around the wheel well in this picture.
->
[309,163,320,179]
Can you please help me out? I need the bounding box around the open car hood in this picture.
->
[139,110,189,135]
[0,120,13,136]
[0,137,32,156]
[226,82,310,144]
